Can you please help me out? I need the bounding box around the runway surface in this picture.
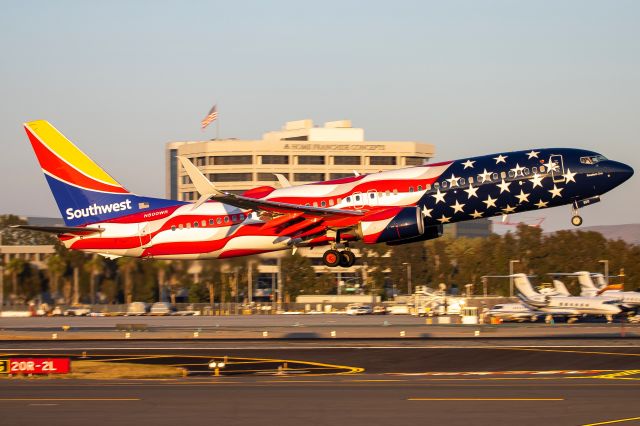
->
[2,340,640,425]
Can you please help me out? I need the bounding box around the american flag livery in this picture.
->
[19,120,633,268]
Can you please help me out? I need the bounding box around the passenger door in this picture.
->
[549,154,565,183]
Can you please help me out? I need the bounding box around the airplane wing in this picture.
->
[11,224,104,235]
[212,192,364,217]
[177,155,364,218]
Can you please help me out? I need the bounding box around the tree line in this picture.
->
[2,214,639,305]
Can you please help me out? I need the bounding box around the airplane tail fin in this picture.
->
[24,120,181,226]
[513,274,539,299]
[552,280,571,297]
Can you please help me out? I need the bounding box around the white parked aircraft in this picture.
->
[513,273,621,317]
[553,272,640,309]
[487,303,539,322]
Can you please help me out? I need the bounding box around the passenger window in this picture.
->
[329,199,334,206]
[508,170,515,178]
[442,181,449,189]
[426,184,432,190]
[346,197,351,203]
[239,214,244,220]
[500,171,506,179]
[459,178,466,186]
[532,166,538,173]
[434,182,440,189]
[393,189,398,194]
[178,224,183,229]
[492,173,499,181]
[201,220,206,227]
[523,168,529,175]
[224,216,229,223]
[409,187,414,192]
[232,215,237,222]
[540,165,546,173]
[171,225,176,231]
[385,190,391,196]
[468,177,474,184]
[313,202,318,207]
[216,217,222,224]
[194,222,199,228]
[337,198,342,204]
[355,195,360,202]
[209,219,214,225]
[417,185,423,191]
[187,223,192,228]
[321,201,326,207]
[370,193,375,199]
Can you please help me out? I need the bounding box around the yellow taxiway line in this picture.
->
[582,416,640,426]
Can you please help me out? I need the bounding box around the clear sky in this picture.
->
[1,0,638,232]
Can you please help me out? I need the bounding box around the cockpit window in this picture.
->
[580,155,607,165]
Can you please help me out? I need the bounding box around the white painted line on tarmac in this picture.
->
[1,345,640,350]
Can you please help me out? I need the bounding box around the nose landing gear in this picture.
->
[571,203,583,227]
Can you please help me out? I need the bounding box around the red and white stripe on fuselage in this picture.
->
[262,161,453,208]
[63,202,285,260]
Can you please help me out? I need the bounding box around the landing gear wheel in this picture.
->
[571,215,583,227]
[322,250,341,267]
[339,250,356,268]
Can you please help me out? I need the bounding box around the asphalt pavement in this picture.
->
[3,339,640,425]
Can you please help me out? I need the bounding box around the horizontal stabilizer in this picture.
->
[11,224,104,235]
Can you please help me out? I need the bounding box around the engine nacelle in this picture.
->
[360,206,426,244]
[386,224,443,246]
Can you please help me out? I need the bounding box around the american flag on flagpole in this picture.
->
[201,104,218,130]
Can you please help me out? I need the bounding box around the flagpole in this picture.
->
[216,104,220,140]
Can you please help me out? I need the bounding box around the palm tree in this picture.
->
[84,255,105,305]
[6,257,26,298]
[117,257,138,304]
[46,254,66,302]
[154,260,171,302]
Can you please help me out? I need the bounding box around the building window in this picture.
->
[195,156,207,167]
[333,156,361,165]
[257,172,289,181]
[405,156,426,166]
[294,173,325,182]
[369,156,397,166]
[210,155,252,165]
[209,173,253,182]
[169,149,178,200]
[297,155,325,165]
[182,175,191,184]
[261,155,289,165]
[330,173,353,180]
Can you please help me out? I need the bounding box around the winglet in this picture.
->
[274,173,291,188]
[177,156,224,208]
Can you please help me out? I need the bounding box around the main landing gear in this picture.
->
[571,203,583,227]
[322,249,356,267]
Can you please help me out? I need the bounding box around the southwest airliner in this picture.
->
[17,120,633,268]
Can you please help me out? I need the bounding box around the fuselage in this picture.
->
[59,147,633,260]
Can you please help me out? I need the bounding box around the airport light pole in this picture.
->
[509,260,520,298]
[402,262,412,295]
[0,229,4,310]
[599,260,609,285]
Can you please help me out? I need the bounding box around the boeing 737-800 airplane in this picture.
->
[17,120,634,267]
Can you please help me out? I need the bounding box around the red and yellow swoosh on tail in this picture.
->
[24,120,128,194]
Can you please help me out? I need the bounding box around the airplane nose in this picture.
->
[611,161,634,183]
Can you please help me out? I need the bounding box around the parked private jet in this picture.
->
[16,120,634,266]
[553,272,640,310]
[514,274,622,317]
[487,303,539,322]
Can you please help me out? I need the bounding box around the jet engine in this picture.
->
[359,206,435,244]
